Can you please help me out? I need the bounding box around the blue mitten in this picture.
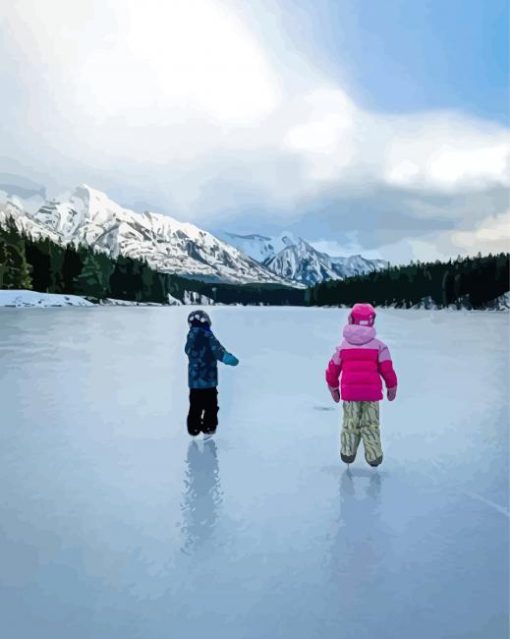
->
[223,353,239,366]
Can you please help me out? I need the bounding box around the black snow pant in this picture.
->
[187,388,219,436]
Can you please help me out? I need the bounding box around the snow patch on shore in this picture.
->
[0,290,93,308]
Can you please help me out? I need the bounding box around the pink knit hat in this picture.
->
[348,303,376,326]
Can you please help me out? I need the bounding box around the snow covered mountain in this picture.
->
[1,186,291,285]
[328,254,389,279]
[265,241,388,286]
[0,199,63,243]
[0,184,386,287]
[224,232,388,286]
[221,232,298,263]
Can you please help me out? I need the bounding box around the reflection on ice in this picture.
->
[340,468,382,533]
[329,470,388,592]
[180,440,223,554]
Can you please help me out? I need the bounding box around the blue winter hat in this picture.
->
[187,310,211,327]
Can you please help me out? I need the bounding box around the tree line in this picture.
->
[0,218,302,305]
[308,253,510,309]
[1,215,508,308]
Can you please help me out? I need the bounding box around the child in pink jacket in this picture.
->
[325,303,398,467]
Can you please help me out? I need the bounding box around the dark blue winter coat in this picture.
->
[185,327,226,389]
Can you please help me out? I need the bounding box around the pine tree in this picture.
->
[441,269,453,306]
[74,252,112,299]
[62,246,84,292]
[0,219,32,290]
[25,238,52,292]
[46,241,65,292]
[0,234,6,289]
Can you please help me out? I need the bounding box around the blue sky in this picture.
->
[255,0,509,124]
[0,0,508,263]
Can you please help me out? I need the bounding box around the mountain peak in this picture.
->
[24,186,293,285]
[224,230,388,286]
[276,231,299,246]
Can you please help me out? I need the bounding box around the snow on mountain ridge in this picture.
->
[1,183,385,287]
[25,185,293,285]
[37,185,211,246]
[0,199,62,243]
[221,231,299,264]
[329,253,389,276]
[225,230,388,285]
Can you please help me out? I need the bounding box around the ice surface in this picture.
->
[0,307,508,639]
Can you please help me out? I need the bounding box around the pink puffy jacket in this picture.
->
[325,323,398,402]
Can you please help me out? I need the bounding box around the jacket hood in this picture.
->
[343,324,376,345]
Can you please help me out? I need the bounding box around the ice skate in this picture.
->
[341,452,356,465]
[368,456,383,468]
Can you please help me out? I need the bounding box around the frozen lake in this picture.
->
[0,306,508,639]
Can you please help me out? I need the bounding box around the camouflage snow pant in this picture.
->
[341,401,383,467]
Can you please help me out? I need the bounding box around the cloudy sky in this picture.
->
[0,0,508,263]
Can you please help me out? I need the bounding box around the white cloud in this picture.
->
[281,94,509,195]
[282,88,358,183]
[311,235,450,265]
[0,0,509,261]
[381,120,509,193]
[2,0,279,125]
[367,237,450,265]
[80,0,280,124]
[312,211,510,265]
[311,233,364,258]
[451,211,510,253]
[0,189,45,214]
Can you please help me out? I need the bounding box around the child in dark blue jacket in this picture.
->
[185,310,239,439]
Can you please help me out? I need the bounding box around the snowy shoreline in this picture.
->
[0,289,508,310]
[0,290,95,308]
